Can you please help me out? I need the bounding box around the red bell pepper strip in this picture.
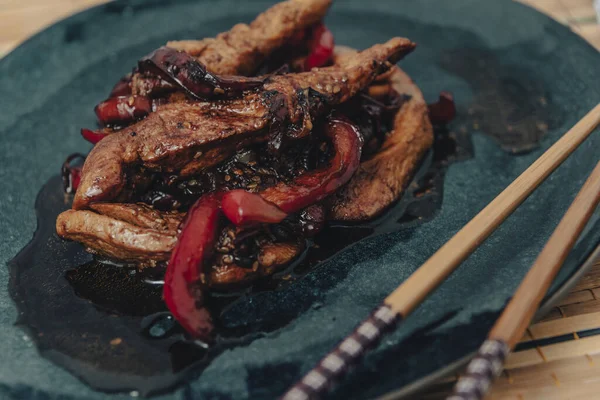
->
[163,192,221,340]
[61,153,85,194]
[428,91,456,125]
[80,128,109,144]
[221,189,288,225]
[94,95,151,126]
[221,116,363,224]
[305,23,334,71]
[109,75,132,97]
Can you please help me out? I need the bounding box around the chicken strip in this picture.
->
[89,203,183,232]
[169,0,332,75]
[73,39,415,210]
[56,209,177,265]
[132,0,333,95]
[328,66,434,220]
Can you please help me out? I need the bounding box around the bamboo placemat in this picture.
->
[1,1,599,399]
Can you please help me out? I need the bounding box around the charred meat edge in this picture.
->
[71,38,415,210]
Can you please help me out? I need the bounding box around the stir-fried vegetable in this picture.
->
[139,47,265,100]
[222,115,362,224]
[163,192,221,340]
[305,23,334,70]
[95,95,151,126]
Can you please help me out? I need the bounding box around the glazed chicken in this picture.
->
[56,0,441,341]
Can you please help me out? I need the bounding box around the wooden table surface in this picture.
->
[1,1,599,399]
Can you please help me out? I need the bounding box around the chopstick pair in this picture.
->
[448,158,600,400]
[280,102,600,400]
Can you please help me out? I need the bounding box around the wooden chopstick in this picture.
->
[449,160,600,400]
[280,102,600,400]
[385,103,600,316]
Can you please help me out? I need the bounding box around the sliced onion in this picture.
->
[139,46,265,100]
[305,24,334,71]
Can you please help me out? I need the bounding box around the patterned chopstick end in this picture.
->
[446,339,510,400]
[280,304,401,400]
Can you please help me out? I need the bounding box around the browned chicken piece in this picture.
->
[131,0,332,96]
[56,209,177,265]
[89,203,183,232]
[73,95,270,210]
[73,39,415,210]
[57,203,304,277]
[267,38,414,103]
[168,0,332,75]
[258,242,303,275]
[327,66,434,221]
[209,241,304,288]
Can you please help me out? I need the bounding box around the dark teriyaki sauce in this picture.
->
[8,126,471,396]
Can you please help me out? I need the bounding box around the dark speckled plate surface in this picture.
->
[1,0,599,399]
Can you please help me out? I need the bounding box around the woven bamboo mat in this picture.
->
[1,1,599,399]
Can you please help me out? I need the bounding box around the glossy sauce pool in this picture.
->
[9,127,474,396]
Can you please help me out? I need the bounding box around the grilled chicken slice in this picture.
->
[56,209,178,265]
[209,241,304,288]
[169,0,332,75]
[73,39,415,210]
[57,203,304,277]
[327,66,434,221]
[89,203,183,232]
[132,0,332,95]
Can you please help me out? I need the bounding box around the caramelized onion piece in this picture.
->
[428,91,456,125]
[163,192,221,340]
[95,95,151,126]
[139,46,265,100]
[222,115,363,224]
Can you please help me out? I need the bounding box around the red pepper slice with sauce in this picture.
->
[221,115,363,225]
[95,95,152,126]
[221,190,288,225]
[80,128,109,144]
[304,23,334,71]
[61,153,85,194]
[109,75,133,97]
[163,192,221,340]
